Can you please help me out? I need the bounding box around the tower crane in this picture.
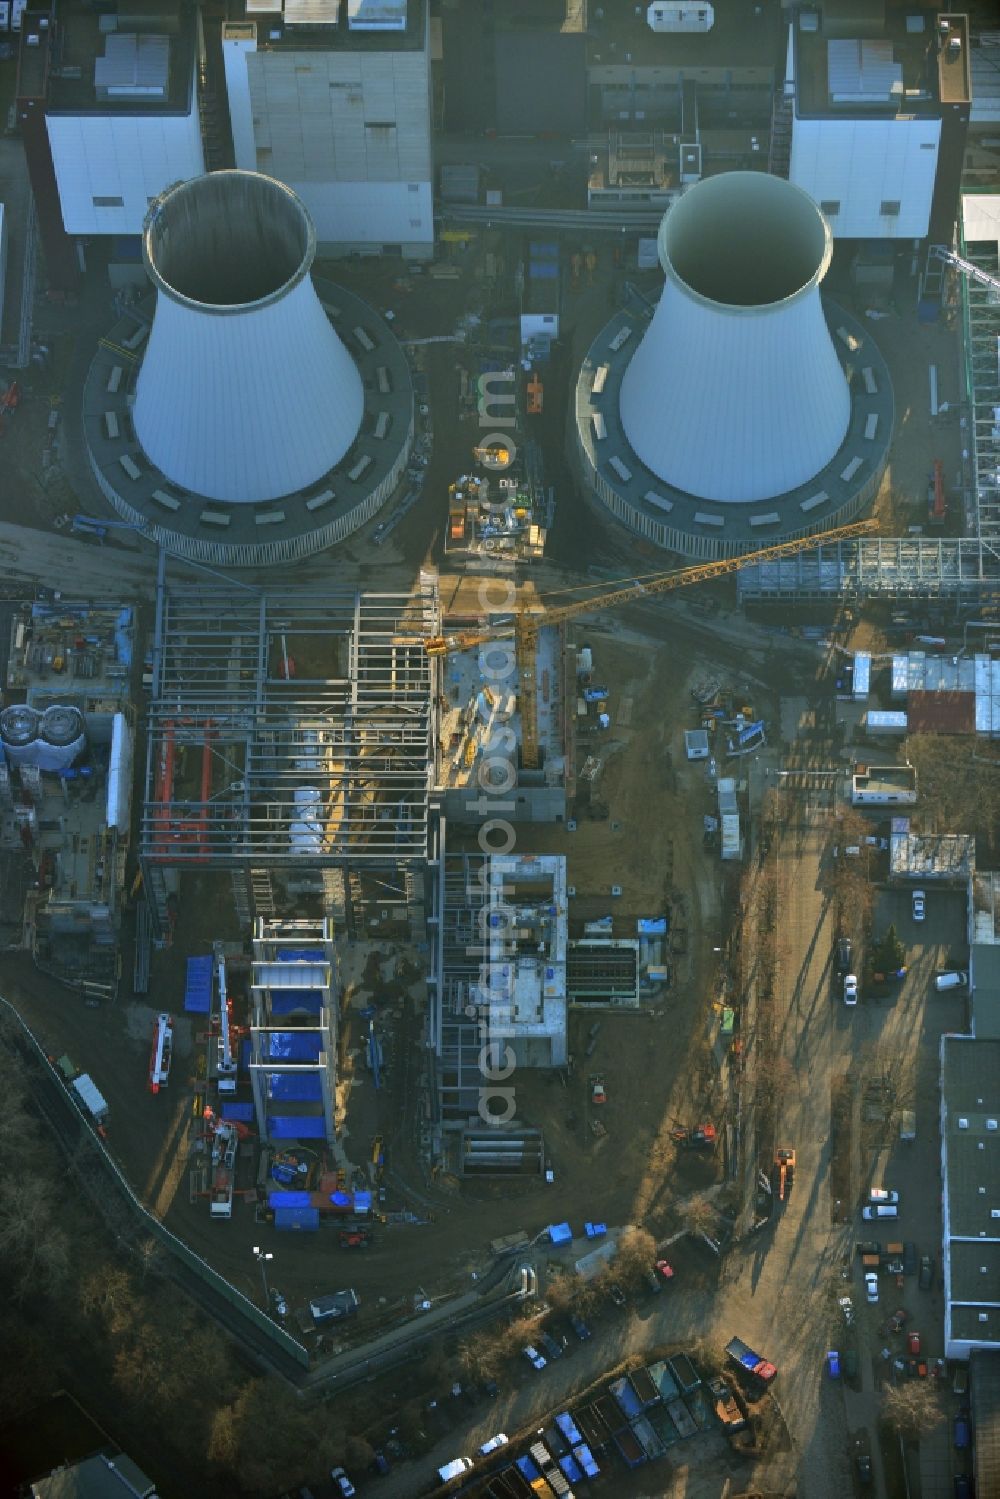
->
[425,517,878,768]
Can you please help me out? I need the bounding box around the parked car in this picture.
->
[330,1469,356,1498]
[478,1434,509,1457]
[863,1204,898,1220]
[644,1268,662,1295]
[908,1332,922,1355]
[826,1349,841,1378]
[836,936,853,974]
[844,973,859,1006]
[522,1345,546,1371]
[569,1313,592,1341]
[954,1475,972,1498]
[865,1272,879,1304]
[856,1239,881,1257]
[537,1331,563,1362]
[912,889,926,922]
[919,1255,934,1290]
[608,1281,627,1307]
[868,1189,900,1204]
[655,1259,676,1282]
[936,971,968,991]
[954,1411,971,1449]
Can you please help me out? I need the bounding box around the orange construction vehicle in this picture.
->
[774,1146,796,1203]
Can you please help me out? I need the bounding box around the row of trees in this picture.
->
[0,1030,374,1494]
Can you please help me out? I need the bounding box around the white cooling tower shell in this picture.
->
[132,172,365,505]
[619,173,851,505]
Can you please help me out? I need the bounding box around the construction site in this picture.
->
[4,9,1000,1489]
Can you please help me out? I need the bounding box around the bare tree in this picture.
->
[881,1382,945,1442]
[680,1196,719,1238]
[613,1227,657,1285]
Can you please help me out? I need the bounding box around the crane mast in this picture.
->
[425,518,879,769]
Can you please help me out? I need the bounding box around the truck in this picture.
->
[54,1055,109,1133]
[725,1335,777,1384]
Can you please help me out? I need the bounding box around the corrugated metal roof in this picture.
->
[907,690,976,735]
[94,32,170,99]
[972,1350,1000,1496]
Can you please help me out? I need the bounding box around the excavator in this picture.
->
[774,1146,796,1203]
[423,518,879,768]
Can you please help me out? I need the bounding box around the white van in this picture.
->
[438,1458,473,1483]
[935,971,968,992]
[862,1204,898,1220]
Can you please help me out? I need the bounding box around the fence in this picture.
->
[0,996,310,1370]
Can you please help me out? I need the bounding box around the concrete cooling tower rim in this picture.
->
[657,171,835,313]
[80,275,416,567]
[575,296,894,561]
[142,172,317,315]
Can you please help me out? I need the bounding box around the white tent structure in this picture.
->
[133,171,364,504]
[619,172,850,505]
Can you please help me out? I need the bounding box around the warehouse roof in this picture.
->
[889,832,975,882]
[907,690,977,735]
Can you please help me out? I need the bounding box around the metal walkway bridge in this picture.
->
[738,535,1000,602]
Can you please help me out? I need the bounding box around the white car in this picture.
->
[522,1344,547,1370]
[844,973,858,1007]
[479,1433,509,1456]
[868,1188,899,1204]
[912,889,926,922]
[330,1469,356,1498]
[865,1272,879,1304]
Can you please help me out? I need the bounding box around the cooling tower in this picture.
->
[132,172,365,505]
[0,705,41,766]
[619,173,851,505]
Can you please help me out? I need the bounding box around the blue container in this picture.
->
[268,1190,312,1209]
[274,1206,320,1233]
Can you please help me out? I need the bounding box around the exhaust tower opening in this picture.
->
[661,172,832,308]
[144,172,314,309]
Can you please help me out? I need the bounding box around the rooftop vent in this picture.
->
[959,1117,970,1129]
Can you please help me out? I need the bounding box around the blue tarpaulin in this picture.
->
[268,1190,312,1208]
[277,948,321,962]
[268,1073,322,1101]
[221,1102,254,1122]
[549,1221,573,1245]
[275,1207,320,1232]
[637,918,668,936]
[268,989,323,1015]
[268,1116,326,1139]
[353,1191,372,1214]
[115,607,133,666]
[184,955,212,1013]
[330,1191,352,1208]
[266,1032,322,1061]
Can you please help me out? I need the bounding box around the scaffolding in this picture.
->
[249,916,337,1148]
[140,575,438,934]
[958,229,1000,542]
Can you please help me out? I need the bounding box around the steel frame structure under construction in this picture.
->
[738,534,1000,602]
[141,576,438,935]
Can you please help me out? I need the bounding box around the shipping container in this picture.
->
[613,1426,646,1468]
[610,1376,642,1420]
[629,1365,662,1408]
[666,1399,698,1440]
[631,1415,666,1459]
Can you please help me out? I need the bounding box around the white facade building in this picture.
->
[221,0,433,258]
[42,9,205,239]
[47,106,205,236]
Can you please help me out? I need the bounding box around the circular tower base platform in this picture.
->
[575,298,892,561]
[83,278,413,567]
